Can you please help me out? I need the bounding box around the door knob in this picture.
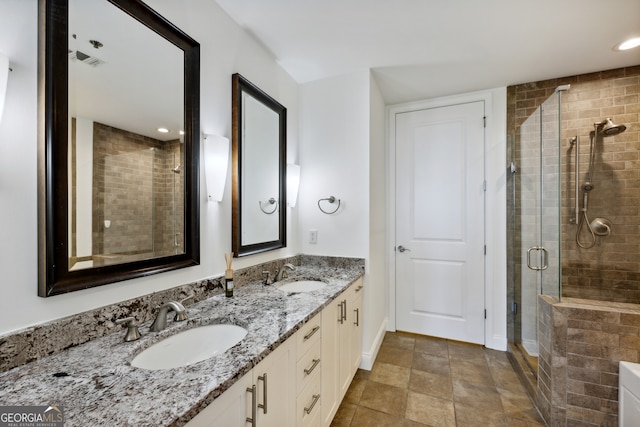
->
[397,245,410,253]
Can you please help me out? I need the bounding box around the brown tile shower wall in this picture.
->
[561,69,640,303]
[538,296,640,426]
[508,65,640,304]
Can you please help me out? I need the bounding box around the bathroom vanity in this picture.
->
[0,261,364,426]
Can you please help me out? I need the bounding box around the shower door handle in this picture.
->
[526,246,548,271]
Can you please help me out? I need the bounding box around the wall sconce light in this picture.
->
[0,53,9,124]
[203,134,230,202]
[287,163,300,207]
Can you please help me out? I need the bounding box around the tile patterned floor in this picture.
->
[331,332,545,427]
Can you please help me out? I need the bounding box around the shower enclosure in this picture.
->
[507,67,639,423]
[507,86,565,391]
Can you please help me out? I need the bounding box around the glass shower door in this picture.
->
[517,89,562,358]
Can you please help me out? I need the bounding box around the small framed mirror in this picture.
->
[38,0,200,296]
[232,74,286,257]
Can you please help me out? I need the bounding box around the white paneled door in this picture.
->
[395,101,485,344]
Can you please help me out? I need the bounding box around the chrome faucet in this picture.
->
[275,263,295,282]
[150,301,187,332]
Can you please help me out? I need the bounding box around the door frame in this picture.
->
[386,88,508,351]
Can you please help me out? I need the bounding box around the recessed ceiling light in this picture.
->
[157,127,169,133]
[614,37,640,51]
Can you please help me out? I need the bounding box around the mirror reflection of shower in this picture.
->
[172,153,181,254]
[571,118,626,248]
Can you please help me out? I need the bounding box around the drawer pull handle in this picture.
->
[304,358,320,376]
[258,373,267,414]
[354,308,359,326]
[355,285,363,292]
[246,385,256,427]
[304,394,321,415]
[303,325,320,341]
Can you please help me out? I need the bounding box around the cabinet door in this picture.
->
[254,337,295,427]
[320,299,341,427]
[338,289,353,399]
[350,280,364,375]
[184,370,253,427]
[338,288,354,400]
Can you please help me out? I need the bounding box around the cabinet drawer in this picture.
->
[296,369,321,427]
[297,338,321,393]
[297,312,321,358]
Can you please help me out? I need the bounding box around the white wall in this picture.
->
[298,71,369,258]
[0,0,299,335]
[364,74,389,368]
[298,70,388,369]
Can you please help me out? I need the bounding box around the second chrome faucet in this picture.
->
[263,263,296,285]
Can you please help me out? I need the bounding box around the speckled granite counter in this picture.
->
[0,264,363,426]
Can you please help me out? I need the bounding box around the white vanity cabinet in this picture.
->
[253,337,296,427]
[350,280,364,375]
[185,277,363,427]
[185,370,253,427]
[320,278,364,427]
[185,337,295,427]
[295,313,323,427]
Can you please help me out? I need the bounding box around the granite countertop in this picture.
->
[0,265,363,426]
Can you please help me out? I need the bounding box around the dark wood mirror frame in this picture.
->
[37,0,200,297]
[232,74,287,257]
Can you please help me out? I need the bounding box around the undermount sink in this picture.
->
[277,280,326,293]
[131,324,247,370]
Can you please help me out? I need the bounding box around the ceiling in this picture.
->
[216,0,640,104]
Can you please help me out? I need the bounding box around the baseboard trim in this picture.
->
[359,317,388,371]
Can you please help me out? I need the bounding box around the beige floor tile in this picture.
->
[455,401,508,427]
[330,401,357,427]
[405,391,456,427]
[382,332,416,351]
[408,369,453,400]
[506,416,546,426]
[332,332,542,427]
[452,379,504,411]
[349,406,407,426]
[490,365,527,393]
[344,378,366,404]
[353,368,370,381]
[370,362,412,388]
[448,341,487,365]
[450,358,494,385]
[376,344,414,368]
[414,336,449,358]
[497,387,544,424]
[412,352,451,376]
[359,380,408,417]
[485,348,513,370]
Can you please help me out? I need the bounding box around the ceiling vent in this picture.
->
[68,49,104,67]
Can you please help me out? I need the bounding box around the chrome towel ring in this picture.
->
[318,196,340,214]
[259,197,278,214]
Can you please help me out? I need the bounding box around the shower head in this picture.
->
[595,118,627,137]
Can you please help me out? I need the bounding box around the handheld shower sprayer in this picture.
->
[575,118,626,249]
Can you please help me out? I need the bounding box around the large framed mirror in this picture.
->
[232,74,286,257]
[38,0,200,297]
